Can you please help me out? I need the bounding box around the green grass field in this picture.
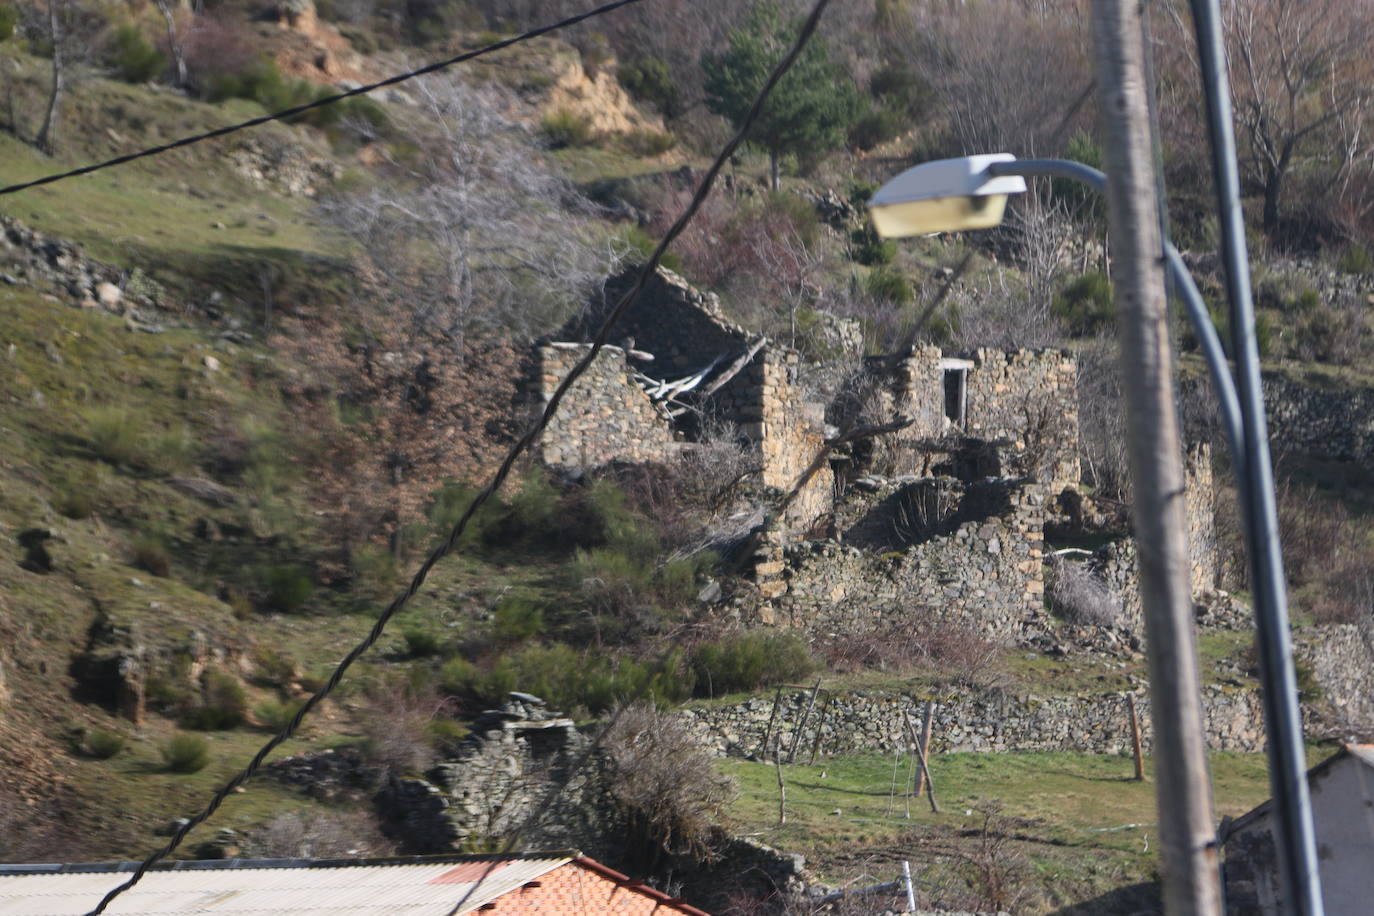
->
[722,748,1326,913]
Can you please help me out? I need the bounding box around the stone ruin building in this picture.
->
[526,266,1221,648]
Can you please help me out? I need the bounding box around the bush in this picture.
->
[253,699,302,732]
[0,4,16,43]
[84,729,126,759]
[689,631,815,698]
[402,628,443,658]
[107,24,165,84]
[251,649,297,687]
[1052,272,1115,337]
[441,644,693,715]
[849,223,896,266]
[1048,558,1121,626]
[83,407,194,475]
[1337,244,1373,275]
[611,225,683,272]
[603,702,735,860]
[618,56,680,116]
[541,109,594,149]
[818,616,1005,689]
[622,129,676,157]
[161,733,211,773]
[132,533,172,577]
[491,596,545,645]
[182,671,249,730]
[357,682,446,776]
[867,62,932,120]
[864,268,913,306]
[429,717,468,755]
[51,465,103,519]
[847,105,905,152]
[84,407,143,468]
[261,564,314,613]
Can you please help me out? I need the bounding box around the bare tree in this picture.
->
[1220,0,1374,234]
[34,0,67,154]
[153,0,189,90]
[22,0,101,154]
[913,0,1094,157]
[1005,195,1075,312]
[321,75,618,350]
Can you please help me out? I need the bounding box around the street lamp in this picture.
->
[867,153,1026,237]
[869,153,1320,911]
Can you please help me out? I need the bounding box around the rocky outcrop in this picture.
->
[227,139,340,198]
[0,215,162,312]
[543,49,665,137]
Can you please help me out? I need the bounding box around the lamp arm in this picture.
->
[987,158,1244,477]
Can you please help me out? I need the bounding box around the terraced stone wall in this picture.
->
[677,685,1267,759]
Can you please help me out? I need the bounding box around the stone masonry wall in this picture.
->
[753,479,1048,641]
[964,348,1080,489]
[1262,370,1374,463]
[561,267,749,374]
[1297,621,1374,735]
[852,347,1080,490]
[529,343,678,470]
[1088,444,1220,631]
[677,685,1267,758]
[753,350,831,531]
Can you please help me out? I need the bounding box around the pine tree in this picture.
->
[702,4,860,190]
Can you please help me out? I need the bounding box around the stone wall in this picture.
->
[964,348,1080,489]
[528,343,679,470]
[374,698,624,860]
[561,267,749,374]
[1084,444,1220,631]
[752,479,1048,641]
[677,685,1267,759]
[1262,370,1374,463]
[849,347,1079,490]
[746,349,831,532]
[1297,621,1374,736]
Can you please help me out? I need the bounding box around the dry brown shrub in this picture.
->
[602,701,735,863]
[250,810,396,858]
[358,682,452,778]
[819,615,1005,690]
[1049,556,1121,627]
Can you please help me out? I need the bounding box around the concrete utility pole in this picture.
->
[1088,1,1223,913]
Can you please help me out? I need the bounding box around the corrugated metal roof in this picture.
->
[0,855,571,915]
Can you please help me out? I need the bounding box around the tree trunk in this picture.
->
[1262,170,1282,235]
[154,0,189,90]
[769,149,781,191]
[1090,0,1223,912]
[36,0,65,155]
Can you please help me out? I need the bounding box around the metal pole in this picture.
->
[1089,0,1223,910]
[1187,2,1323,911]
[902,860,917,913]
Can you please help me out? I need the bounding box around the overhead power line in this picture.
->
[0,0,647,198]
[81,0,834,913]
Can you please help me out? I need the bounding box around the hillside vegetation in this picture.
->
[1,1,1373,913]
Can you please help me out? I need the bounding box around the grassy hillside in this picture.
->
[1,10,1372,916]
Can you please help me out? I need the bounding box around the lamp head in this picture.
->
[868,154,1027,238]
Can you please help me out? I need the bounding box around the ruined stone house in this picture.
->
[527,266,1217,643]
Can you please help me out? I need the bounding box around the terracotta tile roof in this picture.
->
[0,853,711,915]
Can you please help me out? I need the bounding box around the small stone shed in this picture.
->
[1221,743,1374,915]
[0,853,713,915]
